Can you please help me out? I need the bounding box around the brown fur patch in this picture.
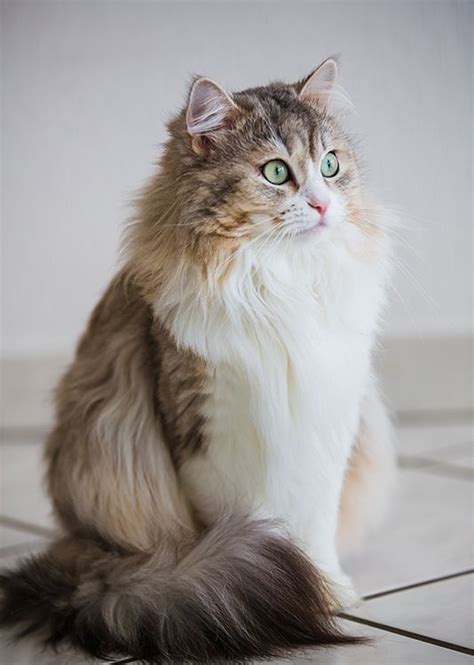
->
[45,274,196,551]
[152,319,210,466]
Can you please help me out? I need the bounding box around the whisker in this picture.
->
[391,256,438,310]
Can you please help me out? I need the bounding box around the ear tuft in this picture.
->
[298,58,338,111]
[186,78,237,136]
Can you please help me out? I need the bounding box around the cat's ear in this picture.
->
[297,58,338,111]
[186,78,238,152]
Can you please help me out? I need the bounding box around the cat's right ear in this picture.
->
[186,78,238,154]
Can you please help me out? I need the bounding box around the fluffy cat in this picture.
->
[0,58,395,662]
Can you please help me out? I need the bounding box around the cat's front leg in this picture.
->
[322,568,361,611]
[305,523,361,611]
[295,437,361,610]
[254,493,359,611]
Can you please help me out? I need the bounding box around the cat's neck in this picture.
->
[153,229,388,368]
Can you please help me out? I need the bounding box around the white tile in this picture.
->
[396,424,473,459]
[0,525,36,551]
[347,574,473,651]
[397,429,473,478]
[0,630,102,665]
[344,470,473,596]
[422,441,473,467]
[0,442,55,529]
[273,619,472,664]
[0,529,50,560]
[0,542,48,569]
[453,451,474,470]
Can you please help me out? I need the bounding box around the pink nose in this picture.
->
[307,198,329,216]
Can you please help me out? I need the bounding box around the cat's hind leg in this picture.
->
[337,385,396,557]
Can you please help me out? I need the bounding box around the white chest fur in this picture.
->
[164,231,388,561]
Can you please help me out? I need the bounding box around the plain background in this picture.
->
[1,0,472,357]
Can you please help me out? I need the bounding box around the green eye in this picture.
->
[262,159,290,185]
[320,151,339,178]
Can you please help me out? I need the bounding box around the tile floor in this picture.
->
[0,419,472,664]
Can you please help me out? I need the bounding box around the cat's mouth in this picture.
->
[294,220,328,238]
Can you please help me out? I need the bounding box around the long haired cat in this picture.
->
[0,58,395,662]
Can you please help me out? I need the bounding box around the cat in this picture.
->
[0,58,396,662]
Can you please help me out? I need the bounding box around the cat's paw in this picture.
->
[325,571,361,612]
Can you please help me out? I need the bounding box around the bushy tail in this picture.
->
[0,517,357,662]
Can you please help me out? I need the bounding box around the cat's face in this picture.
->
[176,59,364,247]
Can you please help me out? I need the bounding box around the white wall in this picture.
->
[1,0,472,357]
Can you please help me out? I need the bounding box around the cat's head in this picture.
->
[178,58,356,243]
[129,59,380,296]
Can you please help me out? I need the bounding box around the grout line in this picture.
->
[0,540,47,559]
[395,409,474,426]
[362,569,474,601]
[398,448,471,471]
[400,459,473,482]
[399,439,472,465]
[340,613,474,656]
[0,515,56,538]
[420,461,473,482]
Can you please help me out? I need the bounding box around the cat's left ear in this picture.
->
[297,58,338,111]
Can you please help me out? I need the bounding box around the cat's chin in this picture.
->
[294,221,330,240]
